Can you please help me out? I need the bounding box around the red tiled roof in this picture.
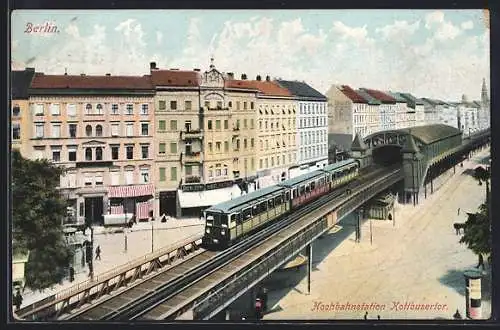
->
[340,85,367,103]
[362,88,396,103]
[30,73,153,89]
[150,70,200,87]
[225,80,292,97]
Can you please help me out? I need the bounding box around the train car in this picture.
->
[277,170,328,209]
[202,185,287,249]
[321,159,359,191]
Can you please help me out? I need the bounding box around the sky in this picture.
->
[11,10,490,101]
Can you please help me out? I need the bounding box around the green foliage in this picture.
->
[11,150,73,291]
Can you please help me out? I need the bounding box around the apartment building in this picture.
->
[11,68,36,156]
[355,88,384,136]
[420,98,442,125]
[276,80,328,177]
[400,93,425,126]
[28,73,155,225]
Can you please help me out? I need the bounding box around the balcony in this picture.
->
[180,129,203,140]
[184,175,201,184]
[181,151,202,164]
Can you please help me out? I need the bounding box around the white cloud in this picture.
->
[331,21,372,45]
[376,20,420,40]
[434,21,462,40]
[461,20,474,30]
[156,31,163,44]
[425,11,445,29]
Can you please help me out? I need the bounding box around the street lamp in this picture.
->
[151,218,154,253]
[124,203,128,253]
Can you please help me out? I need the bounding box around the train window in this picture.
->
[311,181,316,190]
[252,205,259,216]
[305,184,310,193]
[300,186,305,195]
[260,201,267,212]
[268,198,274,208]
[285,191,290,201]
[331,174,335,181]
[206,213,214,226]
[243,208,252,220]
[213,214,221,226]
[275,195,282,205]
[292,189,297,199]
[231,213,242,224]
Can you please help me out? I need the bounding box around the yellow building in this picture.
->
[28,73,156,224]
[11,68,36,156]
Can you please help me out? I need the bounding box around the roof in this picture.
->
[150,69,200,87]
[420,98,448,106]
[278,170,323,188]
[225,80,292,97]
[360,88,396,104]
[401,134,420,153]
[387,91,408,103]
[205,184,284,213]
[275,80,327,101]
[30,73,153,90]
[399,93,424,106]
[396,124,461,145]
[355,89,381,105]
[339,85,367,103]
[11,68,36,99]
[321,159,358,173]
[351,133,368,151]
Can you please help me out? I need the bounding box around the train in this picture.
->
[202,159,360,250]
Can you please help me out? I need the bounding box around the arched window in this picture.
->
[85,125,92,137]
[95,125,103,137]
[86,103,92,115]
[95,147,103,161]
[85,148,92,161]
[96,104,103,115]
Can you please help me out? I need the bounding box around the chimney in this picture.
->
[241,74,247,80]
[193,68,201,72]
[170,68,179,71]
[227,72,234,79]
[150,62,157,70]
[80,73,86,77]
[256,75,262,81]
[106,73,111,76]
[265,75,270,82]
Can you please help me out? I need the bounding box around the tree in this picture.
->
[12,150,73,291]
[473,166,490,201]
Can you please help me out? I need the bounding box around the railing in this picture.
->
[182,152,202,164]
[180,130,203,140]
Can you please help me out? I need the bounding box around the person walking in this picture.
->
[13,288,23,312]
[95,245,101,260]
[364,311,368,320]
[69,266,75,282]
[453,309,462,320]
[457,208,461,216]
[476,254,485,270]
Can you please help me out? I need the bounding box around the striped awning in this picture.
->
[110,205,124,214]
[136,201,153,220]
[108,184,154,198]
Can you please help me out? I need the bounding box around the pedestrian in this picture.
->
[255,298,263,320]
[457,208,461,216]
[364,311,368,320]
[453,309,462,320]
[95,245,101,260]
[13,287,23,312]
[69,266,75,282]
[377,315,380,320]
[476,254,485,270]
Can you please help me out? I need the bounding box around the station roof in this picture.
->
[396,124,461,145]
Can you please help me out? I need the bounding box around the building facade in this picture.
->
[11,68,36,157]
[28,73,155,225]
[276,80,328,177]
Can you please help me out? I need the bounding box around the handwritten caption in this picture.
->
[311,301,449,312]
[25,22,59,34]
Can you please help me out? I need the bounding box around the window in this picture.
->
[141,104,148,115]
[170,142,177,154]
[85,104,92,115]
[216,142,221,152]
[34,104,44,116]
[185,101,192,110]
[125,169,134,184]
[141,145,149,159]
[12,123,20,140]
[217,101,223,109]
[95,147,103,161]
[84,174,92,186]
[35,124,44,138]
[68,146,77,161]
[244,119,248,128]
[126,104,133,115]
[208,169,213,178]
[185,121,192,132]
[159,168,166,182]
[170,167,177,181]
[236,101,240,110]
[224,120,229,129]
[51,124,61,138]
[13,105,20,116]
[170,101,177,110]
[110,171,120,185]
[85,148,92,161]
[140,168,149,183]
[185,165,192,175]
[216,120,221,129]
[251,102,254,110]
[85,125,92,137]
[111,146,119,160]
[96,125,103,137]
[208,142,212,152]
[50,104,60,116]
[52,150,60,162]
[111,104,119,115]
[228,101,232,108]
[170,120,177,131]
[236,139,240,150]
[243,102,247,110]
[96,104,103,115]
[69,124,77,138]
[250,119,254,129]
[141,123,149,136]
[208,120,212,129]
[224,141,229,152]
[251,138,254,148]
[126,123,134,137]
[111,123,119,136]
[159,100,166,110]
[126,145,134,159]
[158,120,166,131]
[159,143,166,154]
[244,139,247,149]
[95,173,103,186]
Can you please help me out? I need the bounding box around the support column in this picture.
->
[356,211,362,242]
[424,183,427,199]
[307,243,313,294]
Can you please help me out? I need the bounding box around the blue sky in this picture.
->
[11,10,489,101]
